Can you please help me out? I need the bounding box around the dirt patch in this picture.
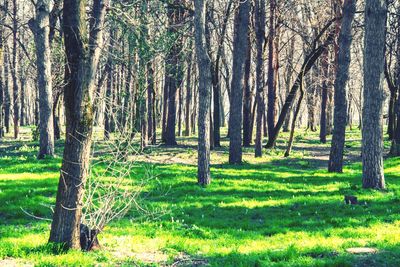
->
[0,258,33,267]
[170,252,208,267]
[346,247,378,254]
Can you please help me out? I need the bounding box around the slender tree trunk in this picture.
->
[328,0,356,173]
[285,81,305,157]
[320,49,329,143]
[267,0,278,145]
[49,0,108,249]
[178,83,183,137]
[147,61,155,144]
[228,0,250,164]
[194,0,211,185]
[243,32,252,147]
[11,0,19,139]
[4,44,10,134]
[29,0,55,158]
[162,71,169,142]
[0,3,5,138]
[362,0,386,189]
[184,54,192,136]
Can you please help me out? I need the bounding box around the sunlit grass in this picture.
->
[0,128,399,266]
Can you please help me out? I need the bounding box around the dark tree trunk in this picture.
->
[212,0,233,147]
[184,54,192,136]
[243,32,252,147]
[29,0,55,158]
[320,49,329,143]
[165,2,185,146]
[49,0,108,249]
[361,0,386,189]
[328,0,356,173]
[267,0,279,145]
[228,0,250,164]
[194,0,212,186]
[147,61,155,144]
[285,80,305,157]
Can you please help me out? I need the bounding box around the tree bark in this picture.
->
[320,49,329,143]
[11,0,19,139]
[267,0,279,145]
[0,2,5,138]
[228,0,250,164]
[328,0,356,173]
[243,32,252,147]
[49,0,108,249]
[194,0,212,186]
[362,0,386,189]
[165,1,185,146]
[29,0,55,159]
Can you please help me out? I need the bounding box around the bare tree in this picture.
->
[362,0,386,189]
[49,0,109,249]
[29,0,55,159]
[328,0,356,173]
[194,0,212,185]
[228,0,250,164]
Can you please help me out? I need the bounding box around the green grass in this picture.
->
[1,127,400,266]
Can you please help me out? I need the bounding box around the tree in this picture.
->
[362,0,386,189]
[228,0,250,164]
[267,0,279,145]
[194,0,211,185]
[0,0,5,138]
[49,0,109,249]
[164,1,185,146]
[11,0,19,139]
[29,0,55,159]
[328,0,356,173]
[254,0,266,157]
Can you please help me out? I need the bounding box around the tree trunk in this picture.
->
[165,2,185,146]
[4,44,10,134]
[228,0,250,164]
[194,0,212,186]
[147,61,155,144]
[49,0,108,249]
[267,0,279,145]
[362,0,386,189]
[0,3,5,138]
[285,80,305,157]
[29,0,55,159]
[328,0,356,173]
[11,0,19,139]
[243,32,252,147]
[320,49,329,143]
[184,54,192,136]
[104,27,115,140]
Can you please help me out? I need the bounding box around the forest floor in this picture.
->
[1,127,400,266]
